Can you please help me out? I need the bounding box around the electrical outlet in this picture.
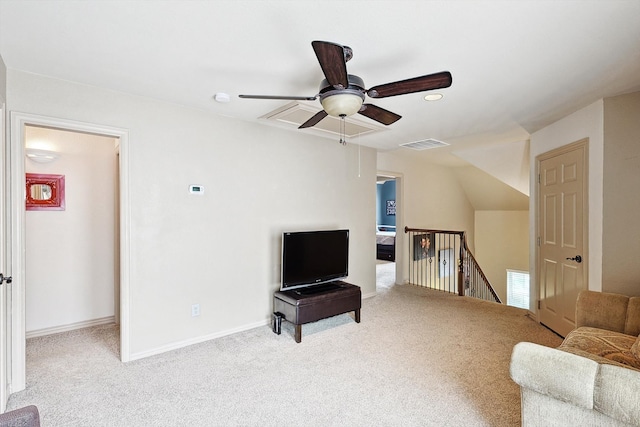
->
[191,304,200,317]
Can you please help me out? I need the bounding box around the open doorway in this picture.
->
[9,112,130,394]
[24,125,120,340]
[376,175,397,291]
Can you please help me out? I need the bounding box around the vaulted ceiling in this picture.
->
[1,0,639,169]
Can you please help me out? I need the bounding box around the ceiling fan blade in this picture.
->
[367,71,452,98]
[298,110,328,129]
[358,104,402,125]
[239,94,318,101]
[312,41,349,89]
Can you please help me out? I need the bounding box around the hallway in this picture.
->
[376,260,395,291]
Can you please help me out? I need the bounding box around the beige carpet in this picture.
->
[7,278,561,426]
[376,260,396,290]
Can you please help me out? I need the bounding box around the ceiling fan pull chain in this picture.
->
[339,115,347,145]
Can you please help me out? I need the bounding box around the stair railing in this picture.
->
[405,227,502,304]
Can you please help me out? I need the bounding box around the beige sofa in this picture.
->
[510,290,640,426]
[0,405,40,426]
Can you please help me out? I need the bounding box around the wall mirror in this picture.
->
[26,173,65,211]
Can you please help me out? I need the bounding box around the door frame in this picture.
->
[534,138,589,326]
[1,100,8,411]
[9,112,131,394]
[377,170,404,286]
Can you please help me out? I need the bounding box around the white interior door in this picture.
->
[538,139,588,337]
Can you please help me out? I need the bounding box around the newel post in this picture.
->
[457,232,465,296]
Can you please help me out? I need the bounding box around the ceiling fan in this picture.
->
[239,40,453,130]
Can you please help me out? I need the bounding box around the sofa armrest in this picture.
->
[0,405,40,427]
[576,290,629,333]
[510,342,599,410]
[595,364,640,425]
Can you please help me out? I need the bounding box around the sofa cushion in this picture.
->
[560,327,640,370]
[576,290,629,333]
[632,335,640,360]
[625,297,640,336]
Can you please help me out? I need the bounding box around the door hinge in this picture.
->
[538,300,541,310]
[537,236,540,246]
[538,173,541,184]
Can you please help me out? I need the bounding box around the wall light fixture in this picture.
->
[25,148,59,163]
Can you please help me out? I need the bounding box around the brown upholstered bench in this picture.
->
[273,281,361,343]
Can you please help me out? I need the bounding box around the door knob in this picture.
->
[566,255,582,263]
[0,273,12,284]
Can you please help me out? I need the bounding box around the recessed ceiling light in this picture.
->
[213,93,231,103]
[424,93,443,101]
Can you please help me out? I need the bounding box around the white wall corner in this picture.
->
[452,140,530,196]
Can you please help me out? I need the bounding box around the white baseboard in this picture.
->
[129,319,270,362]
[26,316,116,339]
[130,294,373,361]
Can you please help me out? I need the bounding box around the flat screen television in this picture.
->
[281,229,349,291]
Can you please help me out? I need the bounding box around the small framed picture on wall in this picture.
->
[413,232,434,260]
[26,173,66,211]
[386,200,396,216]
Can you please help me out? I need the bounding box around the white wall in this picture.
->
[8,70,377,359]
[474,211,529,302]
[0,55,5,103]
[377,152,475,232]
[453,139,530,196]
[25,126,117,334]
[602,92,640,296]
[530,100,605,306]
[377,151,475,283]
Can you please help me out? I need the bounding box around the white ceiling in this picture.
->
[1,0,639,166]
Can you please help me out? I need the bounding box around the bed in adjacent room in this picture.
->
[376,226,396,261]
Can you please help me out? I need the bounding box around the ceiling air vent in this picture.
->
[261,102,384,138]
[400,138,449,151]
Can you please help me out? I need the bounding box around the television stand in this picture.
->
[273,281,361,343]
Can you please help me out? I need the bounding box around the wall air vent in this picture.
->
[261,102,385,139]
[400,138,449,151]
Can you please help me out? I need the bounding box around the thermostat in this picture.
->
[189,185,204,195]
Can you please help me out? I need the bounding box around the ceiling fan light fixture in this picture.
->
[320,93,364,117]
[240,41,452,130]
